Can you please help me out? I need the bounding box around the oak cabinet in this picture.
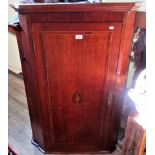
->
[12,3,136,153]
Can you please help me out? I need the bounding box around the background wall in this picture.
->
[8,0,21,73]
[8,32,21,73]
[103,0,145,11]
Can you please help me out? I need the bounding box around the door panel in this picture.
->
[43,32,110,144]
[32,23,122,146]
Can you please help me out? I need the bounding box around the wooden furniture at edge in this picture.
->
[120,11,146,155]
[122,115,146,155]
[11,3,136,153]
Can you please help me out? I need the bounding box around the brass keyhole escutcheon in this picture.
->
[72,92,82,104]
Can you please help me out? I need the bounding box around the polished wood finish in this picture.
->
[31,22,122,152]
[122,115,146,155]
[12,3,136,153]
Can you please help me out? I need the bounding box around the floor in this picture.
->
[8,72,121,155]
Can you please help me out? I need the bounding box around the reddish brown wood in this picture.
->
[32,22,122,150]
[12,3,136,153]
[122,115,146,155]
[30,12,125,23]
[16,14,45,149]
[106,10,136,150]
[8,25,16,34]
[135,12,146,28]
[8,23,22,34]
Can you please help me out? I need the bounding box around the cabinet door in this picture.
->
[32,23,122,146]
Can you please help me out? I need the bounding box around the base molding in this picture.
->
[31,139,46,154]
[31,139,112,154]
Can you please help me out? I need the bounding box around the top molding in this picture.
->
[10,3,136,14]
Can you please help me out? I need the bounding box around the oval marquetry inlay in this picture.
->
[72,92,82,104]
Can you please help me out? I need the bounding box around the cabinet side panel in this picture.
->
[107,10,136,149]
[31,24,55,150]
[100,23,123,150]
[17,14,45,149]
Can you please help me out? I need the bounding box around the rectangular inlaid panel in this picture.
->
[43,31,111,144]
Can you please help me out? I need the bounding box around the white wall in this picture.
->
[8,32,22,73]
[8,0,19,20]
[8,0,21,73]
[102,0,146,11]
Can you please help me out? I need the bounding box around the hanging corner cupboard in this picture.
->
[11,2,136,153]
